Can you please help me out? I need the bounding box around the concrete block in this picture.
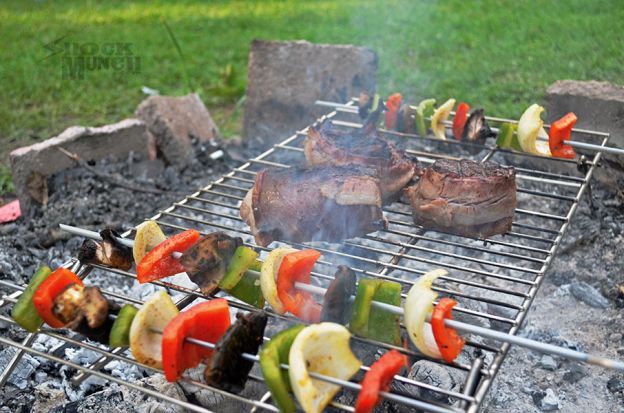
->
[243,39,377,145]
[10,118,150,214]
[135,93,220,169]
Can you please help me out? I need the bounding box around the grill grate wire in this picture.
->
[0,99,609,413]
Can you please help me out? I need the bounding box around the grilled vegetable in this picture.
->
[133,220,167,264]
[78,229,133,271]
[162,298,230,382]
[289,323,361,413]
[354,350,408,413]
[431,98,456,140]
[259,324,305,413]
[350,278,402,345]
[109,304,138,347]
[32,268,84,328]
[277,249,322,322]
[137,229,200,284]
[358,93,383,126]
[549,112,577,159]
[431,298,465,363]
[396,103,416,134]
[219,246,259,291]
[452,102,470,140]
[415,99,436,136]
[261,247,296,314]
[404,269,447,358]
[462,108,496,147]
[204,311,268,393]
[11,265,52,332]
[228,271,265,309]
[320,266,356,324]
[385,93,402,130]
[517,104,551,156]
[496,122,522,151]
[179,232,242,295]
[52,285,109,330]
[129,290,179,368]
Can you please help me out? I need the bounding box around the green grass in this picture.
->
[1,0,623,179]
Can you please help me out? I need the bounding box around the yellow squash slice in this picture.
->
[133,220,167,264]
[260,247,297,314]
[431,98,456,140]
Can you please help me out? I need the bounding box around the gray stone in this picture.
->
[33,381,66,412]
[569,282,610,308]
[243,39,377,145]
[537,355,558,371]
[10,119,150,214]
[405,360,463,404]
[539,388,561,411]
[136,93,220,169]
[562,364,586,383]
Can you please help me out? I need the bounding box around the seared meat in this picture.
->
[204,311,268,394]
[179,232,242,296]
[405,159,516,238]
[304,121,417,202]
[240,166,387,247]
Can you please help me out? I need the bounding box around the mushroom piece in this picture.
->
[78,229,133,270]
[462,109,497,147]
[179,232,242,295]
[52,285,110,330]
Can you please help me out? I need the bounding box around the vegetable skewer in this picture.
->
[59,223,624,372]
[315,100,624,156]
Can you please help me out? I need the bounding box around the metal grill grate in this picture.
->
[0,98,610,413]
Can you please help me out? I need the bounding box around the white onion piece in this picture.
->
[260,247,297,314]
[404,269,448,358]
[431,98,456,140]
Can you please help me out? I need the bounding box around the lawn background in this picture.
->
[1,0,623,190]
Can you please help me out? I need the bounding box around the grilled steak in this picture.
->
[405,159,516,238]
[304,121,417,202]
[240,165,387,247]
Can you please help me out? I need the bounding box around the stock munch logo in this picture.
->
[44,36,141,80]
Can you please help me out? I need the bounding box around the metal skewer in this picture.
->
[315,100,624,156]
[59,223,624,371]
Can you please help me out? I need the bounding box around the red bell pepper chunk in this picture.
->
[385,93,402,130]
[137,229,200,284]
[32,268,84,328]
[277,249,322,323]
[161,298,231,382]
[354,349,407,413]
[431,298,465,363]
[452,102,470,140]
[549,112,577,159]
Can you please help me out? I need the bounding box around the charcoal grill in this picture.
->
[0,98,611,412]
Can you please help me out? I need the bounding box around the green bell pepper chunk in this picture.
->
[259,324,305,413]
[415,98,436,137]
[219,246,259,291]
[496,123,522,152]
[496,122,514,148]
[11,265,52,332]
[368,281,402,345]
[350,278,402,345]
[109,304,138,347]
[229,271,265,309]
[350,278,381,336]
[248,259,263,272]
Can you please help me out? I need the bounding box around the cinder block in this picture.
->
[135,93,220,169]
[243,39,377,146]
[10,119,150,214]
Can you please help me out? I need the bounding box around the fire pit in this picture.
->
[0,98,612,412]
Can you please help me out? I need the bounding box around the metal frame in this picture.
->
[0,98,609,412]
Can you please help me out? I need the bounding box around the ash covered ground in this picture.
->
[0,139,623,413]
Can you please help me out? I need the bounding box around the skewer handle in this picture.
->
[59,223,624,372]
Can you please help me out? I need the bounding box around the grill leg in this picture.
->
[0,333,38,387]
